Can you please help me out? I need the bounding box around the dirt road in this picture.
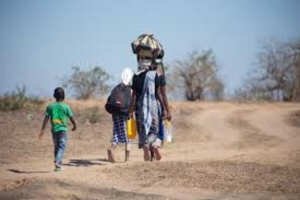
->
[1,101,300,199]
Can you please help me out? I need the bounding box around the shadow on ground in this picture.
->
[8,169,51,174]
[64,158,109,167]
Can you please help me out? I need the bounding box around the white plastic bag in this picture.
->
[164,120,173,143]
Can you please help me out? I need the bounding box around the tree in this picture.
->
[235,38,300,101]
[169,50,224,101]
[287,39,300,101]
[62,66,111,100]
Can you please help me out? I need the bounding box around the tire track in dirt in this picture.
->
[168,103,300,165]
[188,104,240,145]
[228,103,300,165]
[244,104,300,140]
[164,103,252,161]
[172,105,210,143]
[227,109,281,150]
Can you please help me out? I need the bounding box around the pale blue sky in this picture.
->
[1,0,300,98]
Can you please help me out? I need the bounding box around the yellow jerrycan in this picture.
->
[126,117,137,139]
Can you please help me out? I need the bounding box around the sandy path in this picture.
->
[1,102,300,199]
[240,103,300,164]
[162,103,246,162]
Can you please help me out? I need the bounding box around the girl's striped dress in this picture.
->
[112,114,129,144]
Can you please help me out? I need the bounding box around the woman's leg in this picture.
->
[142,144,150,161]
[136,113,150,161]
[151,146,161,161]
[150,148,155,161]
[151,138,162,161]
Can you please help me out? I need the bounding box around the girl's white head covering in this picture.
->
[121,68,134,86]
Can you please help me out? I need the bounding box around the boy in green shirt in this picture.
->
[39,87,77,171]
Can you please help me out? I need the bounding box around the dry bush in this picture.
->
[0,86,43,111]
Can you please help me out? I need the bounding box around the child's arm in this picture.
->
[70,117,77,131]
[38,116,49,139]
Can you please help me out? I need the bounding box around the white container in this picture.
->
[164,120,173,143]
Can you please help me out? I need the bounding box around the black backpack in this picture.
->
[105,83,131,115]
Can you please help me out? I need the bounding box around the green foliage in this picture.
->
[63,66,111,100]
[0,86,43,111]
